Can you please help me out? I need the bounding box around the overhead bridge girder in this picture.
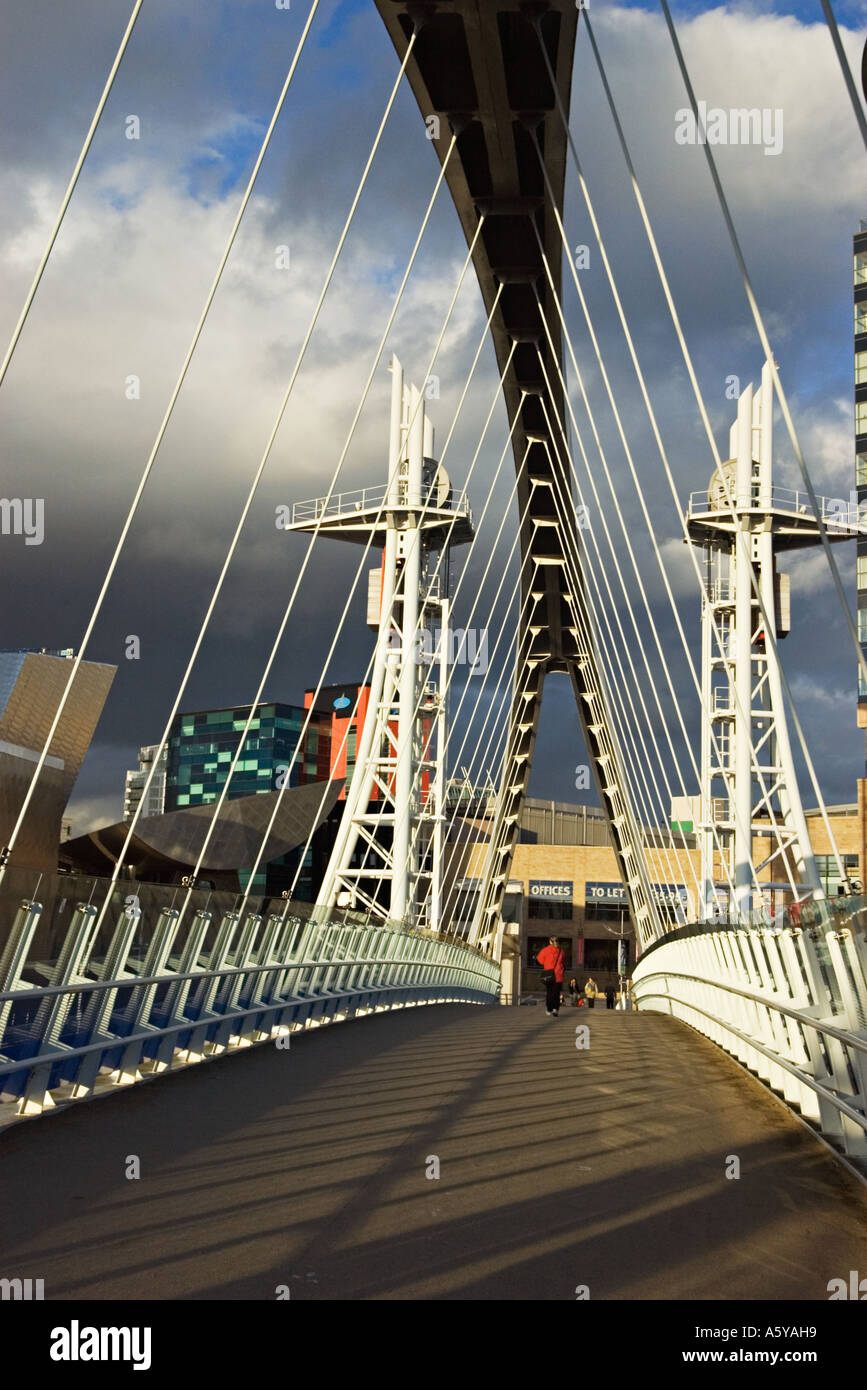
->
[374,1,656,948]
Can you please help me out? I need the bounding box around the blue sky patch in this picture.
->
[183,118,267,207]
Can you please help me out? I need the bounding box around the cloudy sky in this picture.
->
[1,0,866,839]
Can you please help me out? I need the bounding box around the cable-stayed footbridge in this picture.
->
[2,1,867,1299]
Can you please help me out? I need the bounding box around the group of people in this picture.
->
[534,936,620,1017]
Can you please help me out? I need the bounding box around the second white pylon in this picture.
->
[685,361,859,920]
[287,355,474,928]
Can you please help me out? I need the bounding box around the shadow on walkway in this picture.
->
[1,1005,866,1299]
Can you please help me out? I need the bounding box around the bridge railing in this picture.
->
[0,870,499,1129]
[633,898,867,1164]
[686,485,867,529]
[290,483,471,525]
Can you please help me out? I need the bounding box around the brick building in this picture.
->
[451,798,861,993]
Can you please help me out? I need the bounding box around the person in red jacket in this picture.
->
[536,936,566,1016]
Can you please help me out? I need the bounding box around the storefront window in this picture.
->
[528,899,573,920]
[583,939,618,973]
[585,902,628,924]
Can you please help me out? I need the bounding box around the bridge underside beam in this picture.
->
[375,1,650,943]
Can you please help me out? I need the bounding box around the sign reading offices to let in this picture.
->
[529,879,573,900]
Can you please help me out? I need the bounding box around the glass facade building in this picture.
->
[164,702,331,896]
[165,703,325,810]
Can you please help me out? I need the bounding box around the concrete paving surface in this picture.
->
[2,1003,867,1300]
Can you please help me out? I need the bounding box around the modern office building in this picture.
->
[107,701,346,896]
[161,701,333,895]
[163,702,328,811]
[303,680,434,808]
[0,648,115,876]
[123,744,167,822]
[304,682,373,799]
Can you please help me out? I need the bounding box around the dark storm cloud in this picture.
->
[0,1,863,835]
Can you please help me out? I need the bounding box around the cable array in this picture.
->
[1,0,324,882]
[7,1,862,951]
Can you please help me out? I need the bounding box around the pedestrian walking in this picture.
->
[536,937,566,1017]
[605,983,616,1010]
[584,975,598,1009]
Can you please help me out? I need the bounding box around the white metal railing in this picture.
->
[688,485,867,530]
[633,898,867,1162]
[0,886,499,1128]
[291,484,471,526]
[292,485,390,522]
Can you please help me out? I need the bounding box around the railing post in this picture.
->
[0,898,43,1049]
[212,912,264,1050]
[115,906,180,1082]
[70,894,143,1098]
[18,902,99,1115]
[181,910,243,1061]
[150,909,212,1072]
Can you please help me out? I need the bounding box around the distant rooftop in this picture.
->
[1,647,74,658]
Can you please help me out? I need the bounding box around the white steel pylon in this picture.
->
[286,356,473,927]
[686,362,857,920]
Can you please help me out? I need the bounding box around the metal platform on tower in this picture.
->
[286,479,474,547]
[686,482,866,549]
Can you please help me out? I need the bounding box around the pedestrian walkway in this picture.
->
[1,1005,866,1299]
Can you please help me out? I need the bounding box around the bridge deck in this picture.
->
[2,1006,866,1301]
